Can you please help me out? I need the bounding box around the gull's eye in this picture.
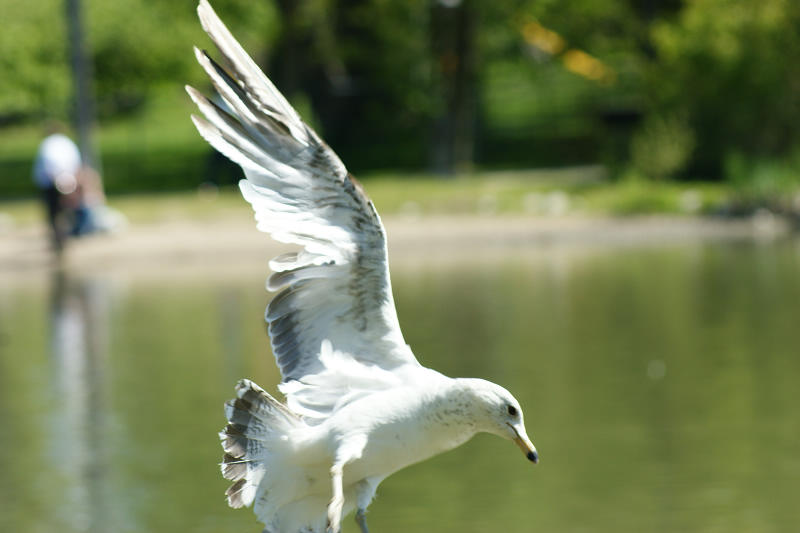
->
[507,405,517,417]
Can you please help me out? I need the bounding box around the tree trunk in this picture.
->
[65,0,100,176]
[430,0,477,175]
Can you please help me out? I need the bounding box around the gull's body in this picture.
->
[187,2,538,532]
[238,372,511,532]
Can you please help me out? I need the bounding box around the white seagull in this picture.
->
[187,2,538,532]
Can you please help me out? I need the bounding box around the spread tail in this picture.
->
[220,379,301,508]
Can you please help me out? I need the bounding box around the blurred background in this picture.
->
[1,1,799,532]
[1,0,799,197]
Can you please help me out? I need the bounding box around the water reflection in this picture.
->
[47,270,112,533]
[1,239,799,532]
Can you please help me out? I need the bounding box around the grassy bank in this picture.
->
[2,88,798,223]
[2,168,775,229]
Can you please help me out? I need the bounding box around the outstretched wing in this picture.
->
[187,0,419,419]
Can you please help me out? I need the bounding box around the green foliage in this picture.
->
[1,0,798,187]
[630,113,695,181]
[289,0,439,170]
[0,0,278,120]
[88,0,277,116]
[87,1,197,115]
[647,0,800,178]
[724,151,800,213]
[0,0,71,120]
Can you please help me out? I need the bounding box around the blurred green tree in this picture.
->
[87,0,278,117]
[2,0,798,185]
[0,0,278,120]
[0,0,71,122]
[646,0,800,179]
[266,0,438,171]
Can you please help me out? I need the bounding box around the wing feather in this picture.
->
[189,0,418,420]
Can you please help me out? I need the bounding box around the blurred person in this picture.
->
[63,165,104,237]
[33,124,126,250]
[33,123,82,252]
[70,165,127,236]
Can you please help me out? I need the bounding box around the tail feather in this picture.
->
[219,379,301,509]
[225,478,251,509]
[221,453,248,480]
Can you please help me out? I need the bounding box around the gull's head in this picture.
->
[464,379,538,464]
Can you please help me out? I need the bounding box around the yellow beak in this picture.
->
[509,423,538,463]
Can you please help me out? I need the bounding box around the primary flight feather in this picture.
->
[187,2,538,532]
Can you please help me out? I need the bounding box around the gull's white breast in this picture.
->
[319,375,479,483]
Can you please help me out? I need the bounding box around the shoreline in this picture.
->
[1,213,794,283]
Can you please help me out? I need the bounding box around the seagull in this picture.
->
[186,2,538,532]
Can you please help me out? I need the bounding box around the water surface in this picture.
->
[1,239,799,532]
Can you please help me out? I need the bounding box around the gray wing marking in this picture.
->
[188,0,417,399]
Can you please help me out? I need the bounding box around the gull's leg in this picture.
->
[354,476,380,533]
[355,508,369,533]
[327,464,345,533]
[328,435,368,533]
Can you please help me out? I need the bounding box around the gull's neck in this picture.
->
[416,377,492,452]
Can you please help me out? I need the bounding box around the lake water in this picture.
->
[1,238,799,532]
